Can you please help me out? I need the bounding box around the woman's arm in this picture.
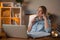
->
[43,14,51,33]
[44,19,51,33]
[27,18,36,32]
[44,18,49,29]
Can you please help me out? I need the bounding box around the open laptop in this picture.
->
[2,24,28,38]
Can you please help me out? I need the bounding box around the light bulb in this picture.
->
[55,33,58,37]
[52,31,54,34]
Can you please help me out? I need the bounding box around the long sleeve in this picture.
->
[44,19,52,33]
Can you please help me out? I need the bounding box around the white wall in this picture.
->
[1,0,60,24]
[28,0,60,24]
[0,0,16,2]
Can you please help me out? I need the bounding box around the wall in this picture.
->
[0,0,16,2]
[27,0,60,24]
[1,0,60,25]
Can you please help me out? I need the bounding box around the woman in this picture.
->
[27,6,51,38]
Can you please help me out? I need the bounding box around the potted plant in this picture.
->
[16,0,24,4]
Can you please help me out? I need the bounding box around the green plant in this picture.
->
[16,0,24,4]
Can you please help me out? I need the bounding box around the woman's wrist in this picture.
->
[44,17,47,21]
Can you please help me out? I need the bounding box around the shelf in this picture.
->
[1,8,11,17]
[11,8,20,18]
[1,17,11,18]
[12,7,21,8]
[1,7,11,8]
[1,18,11,24]
[11,8,20,13]
[1,2,13,7]
[11,18,20,25]
[11,17,20,18]
[0,2,24,28]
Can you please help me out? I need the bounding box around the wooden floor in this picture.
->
[1,37,60,40]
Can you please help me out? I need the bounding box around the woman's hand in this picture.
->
[27,18,36,32]
[42,14,47,20]
[43,14,49,29]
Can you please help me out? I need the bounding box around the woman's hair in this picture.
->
[39,6,47,15]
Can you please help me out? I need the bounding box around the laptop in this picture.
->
[2,24,28,38]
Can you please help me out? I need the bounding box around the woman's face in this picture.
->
[37,7,43,17]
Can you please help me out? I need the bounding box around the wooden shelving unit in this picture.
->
[0,2,25,30]
[0,2,25,38]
